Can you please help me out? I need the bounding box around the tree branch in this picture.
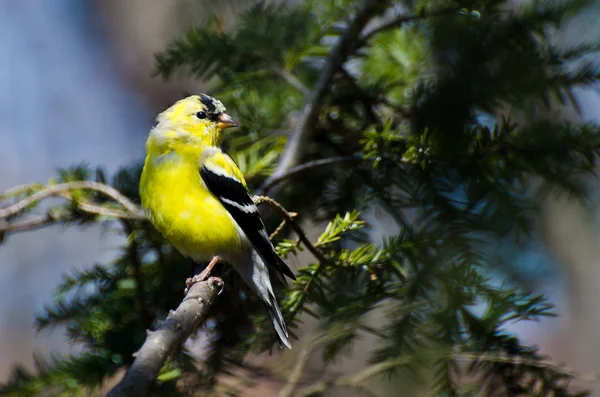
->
[258,156,361,195]
[0,204,140,237]
[0,213,58,237]
[253,195,331,266]
[0,181,147,238]
[262,0,389,189]
[261,4,469,196]
[0,181,145,219]
[270,65,311,97]
[359,6,466,44]
[106,279,221,397]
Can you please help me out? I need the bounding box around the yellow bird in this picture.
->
[139,94,295,348]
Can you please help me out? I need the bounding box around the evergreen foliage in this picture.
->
[2,0,600,395]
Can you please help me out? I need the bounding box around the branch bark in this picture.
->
[0,181,145,219]
[258,156,361,196]
[0,181,146,239]
[106,279,220,397]
[253,195,331,266]
[261,0,389,190]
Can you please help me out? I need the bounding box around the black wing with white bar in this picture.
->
[200,165,296,280]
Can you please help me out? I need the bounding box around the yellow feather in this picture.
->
[139,96,244,261]
[140,94,293,348]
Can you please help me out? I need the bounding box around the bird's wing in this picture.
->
[200,148,296,280]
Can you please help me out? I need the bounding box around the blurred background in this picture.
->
[1,0,600,395]
[0,0,198,380]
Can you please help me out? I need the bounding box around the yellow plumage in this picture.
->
[139,94,294,348]
[140,100,240,259]
[140,152,243,259]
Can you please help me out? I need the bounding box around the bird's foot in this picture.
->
[184,275,224,294]
[184,256,221,294]
[207,276,225,295]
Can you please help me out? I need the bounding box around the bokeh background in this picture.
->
[1,0,600,395]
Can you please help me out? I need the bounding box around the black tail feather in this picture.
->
[263,296,291,349]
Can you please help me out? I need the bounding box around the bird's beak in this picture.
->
[217,113,239,129]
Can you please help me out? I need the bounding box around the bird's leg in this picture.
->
[198,256,220,280]
[185,256,223,293]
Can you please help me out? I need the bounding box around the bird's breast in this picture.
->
[140,154,245,260]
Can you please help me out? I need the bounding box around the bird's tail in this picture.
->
[264,295,291,349]
[235,250,292,349]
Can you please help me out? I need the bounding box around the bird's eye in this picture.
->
[196,111,207,119]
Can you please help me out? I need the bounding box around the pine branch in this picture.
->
[0,181,144,219]
[0,181,146,240]
[262,0,390,189]
[106,279,221,397]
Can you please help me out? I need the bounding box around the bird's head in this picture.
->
[150,94,239,150]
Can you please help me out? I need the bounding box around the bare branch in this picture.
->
[0,204,139,237]
[0,181,145,219]
[270,65,311,96]
[0,183,44,200]
[262,0,390,190]
[106,279,221,397]
[0,181,146,238]
[253,195,331,266]
[270,218,290,241]
[0,214,58,236]
[258,156,362,195]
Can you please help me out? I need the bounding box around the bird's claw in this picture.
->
[184,256,221,294]
[184,275,224,295]
[208,276,225,295]
[184,274,203,293]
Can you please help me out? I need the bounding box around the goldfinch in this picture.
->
[139,94,295,348]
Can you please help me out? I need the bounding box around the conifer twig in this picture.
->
[258,156,361,195]
[253,195,331,266]
[106,279,221,397]
[0,181,145,219]
[262,0,389,190]
[263,3,471,194]
[0,181,146,238]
